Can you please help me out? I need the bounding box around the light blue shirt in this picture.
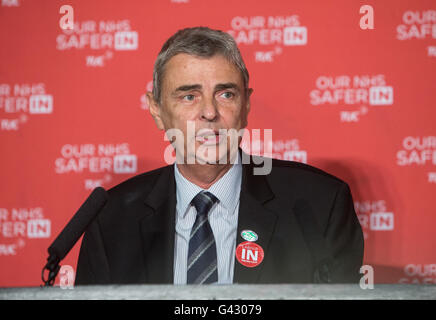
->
[173,153,242,285]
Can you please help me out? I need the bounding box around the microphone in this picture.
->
[41,187,109,286]
[293,199,333,283]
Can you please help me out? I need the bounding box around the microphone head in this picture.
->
[47,187,109,260]
[85,186,109,211]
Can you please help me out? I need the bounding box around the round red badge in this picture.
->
[235,241,264,268]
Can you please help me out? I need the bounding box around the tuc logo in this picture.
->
[240,134,308,164]
[396,10,436,57]
[27,219,51,238]
[283,26,307,46]
[56,19,139,67]
[114,31,138,50]
[355,200,394,239]
[1,0,20,7]
[397,10,436,40]
[0,207,51,256]
[309,74,394,122]
[55,143,138,190]
[399,264,436,284]
[267,139,307,164]
[227,15,308,63]
[369,212,394,231]
[369,86,393,105]
[29,95,53,114]
[113,155,137,174]
[396,136,436,183]
[0,83,53,131]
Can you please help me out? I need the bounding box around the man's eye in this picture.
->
[182,94,195,101]
[220,91,235,99]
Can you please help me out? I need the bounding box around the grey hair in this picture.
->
[152,26,249,104]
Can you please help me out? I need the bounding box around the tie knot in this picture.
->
[191,191,218,216]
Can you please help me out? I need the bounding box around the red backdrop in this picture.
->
[1,0,435,287]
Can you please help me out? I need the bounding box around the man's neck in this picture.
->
[176,162,234,190]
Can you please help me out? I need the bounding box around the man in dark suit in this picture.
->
[75,27,364,285]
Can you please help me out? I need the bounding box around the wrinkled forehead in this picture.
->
[161,53,245,92]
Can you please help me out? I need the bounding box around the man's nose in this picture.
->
[200,98,218,121]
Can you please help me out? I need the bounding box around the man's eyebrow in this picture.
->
[214,83,239,91]
[172,83,240,95]
[173,84,202,93]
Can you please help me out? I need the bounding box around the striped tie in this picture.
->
[187,191,219,284]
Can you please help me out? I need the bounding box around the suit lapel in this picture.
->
[233,151,277,283]
[140,165,176,284]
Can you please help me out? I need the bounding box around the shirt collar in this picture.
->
[174,152,242,218]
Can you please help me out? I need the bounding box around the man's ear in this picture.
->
[146,92,165,130]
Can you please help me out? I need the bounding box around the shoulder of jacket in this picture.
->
[250,154,347,188]
[106,165,171,204]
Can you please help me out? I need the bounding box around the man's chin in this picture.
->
[196,151,240,165]
[175,143,239,165]
[194,155,228,165]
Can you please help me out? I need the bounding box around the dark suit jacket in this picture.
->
[75,149,364,285]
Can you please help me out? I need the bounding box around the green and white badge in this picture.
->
[241,230,258,242]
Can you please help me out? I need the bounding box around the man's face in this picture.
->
[148,53,251,164]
